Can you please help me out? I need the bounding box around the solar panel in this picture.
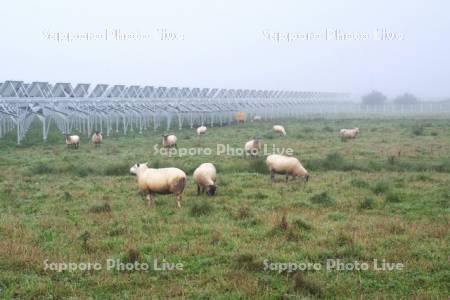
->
[105,85,125,97]
[52,83,74,97]
[191,88,201,97]
[0,79,353,144]
[207,88,218,98]
[27,82,52,97]
[200,88,209,97]
[90,84,109,97]
[124,86,140,98]
[155,87,168,98]
[180,88,191,97]
[73,84,90,97]
[167,87,181,97]
[141,86,156,98]
[0,81,24,97]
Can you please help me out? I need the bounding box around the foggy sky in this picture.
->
[1,0,449,99]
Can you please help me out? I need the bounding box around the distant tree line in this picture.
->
[361,90,421,105]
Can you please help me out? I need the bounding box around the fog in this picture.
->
[1,0,449,99]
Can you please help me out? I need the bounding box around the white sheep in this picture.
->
[339,128,359,139]
[196,126,207,135]
[244,138,262,156]
[65,134,80,149]
[253,115,262,121]
[129,163,186,208]
[91,131,102,146]
[162,134,177,148]
[193,163,217,196]
[273,125,286,136]
[266,154,309,183]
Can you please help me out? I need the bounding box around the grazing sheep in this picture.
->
[266,154,309,183]
[91,131,102,146]
[253,115,262,121]
[162,134,177,148]
[193,163,217,196]
[273,125,286,135]
[339,128,359,139]
[196,125,207,135]
[234,112,246,123]
[65,134,80,149]
[129,163,186,208]
[244,138,262,156]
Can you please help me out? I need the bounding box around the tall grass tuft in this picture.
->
[90,202,112,213]
[248,158,267,174]
[309,191,335,206]
[412,124,425,136]
[351,178,370,189]
[292,273,323,297]
[30,162,57,174]
[78,231,91,253]
[292,218,312,231]
[104,162,130,176]
[359,197,375,210]
[372,180,390,195]
[190,201,213,217]
[123,248,140,263]
[385,190,402,203]
[234,253,261,271]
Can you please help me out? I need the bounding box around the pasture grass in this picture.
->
[0,118,449,298]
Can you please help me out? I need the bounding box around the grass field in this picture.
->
[0,118,449,299]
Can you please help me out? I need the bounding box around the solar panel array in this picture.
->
[0,80,350,144]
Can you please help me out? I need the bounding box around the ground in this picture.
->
[0,118,449,299]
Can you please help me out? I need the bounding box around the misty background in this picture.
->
[1,0,449,100]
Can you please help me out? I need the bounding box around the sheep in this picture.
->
[244,138,262,156]
[129,163,186,208]
[273,125,286,135]
[162,134,177,148]
[234,112,246,123]
[339,128,359,139]
[65,134,80,149]
[266,154,309,183]
[253,115,262,121]
[91,131,102,146]
[196,125,207,135]
[193,163,217,196]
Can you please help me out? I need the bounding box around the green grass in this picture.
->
[0,118,449,298]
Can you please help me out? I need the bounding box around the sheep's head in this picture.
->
[304,174,310,183]
[207,185,217,196]
[129,163,148,175]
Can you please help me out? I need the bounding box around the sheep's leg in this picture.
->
[176,194,182,208]
[270,170,275,182]
[197,184,201,195]
[147,193,155,208]
[201,187,205,194]
[285,174,289,183]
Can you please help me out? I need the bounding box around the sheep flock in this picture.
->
[62,122,359,208]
